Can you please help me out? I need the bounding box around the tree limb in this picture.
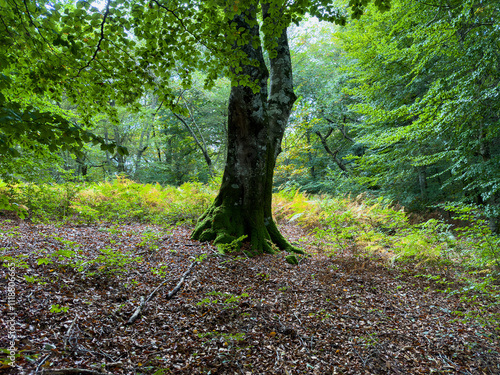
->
[315,131,348,175]
[173,112,213,170]
[325,118,354,142]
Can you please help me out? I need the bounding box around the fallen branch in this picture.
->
[125,296,145,326]
[126,261,197,325]
[165,260,196,299]
[63,314,79,350]
[42,369,113,375]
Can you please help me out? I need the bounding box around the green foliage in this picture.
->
[138,228,163,252]
[0,0,397,188]
[272,189,500,273]
[440,203,500,271]
[197,291,250,309]
[151,263,169,278]
[273,188,499,324]
[1,176,215,224]
[0,253,29,269]
[196,330,246,348]
[334,0,500,221]
[24,274,47,285]
[82,247,143,276]
[277,20,360,192]
[0,189,27,219]
[28,231,142,277]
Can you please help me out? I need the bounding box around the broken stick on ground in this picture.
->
[126,260,197,325]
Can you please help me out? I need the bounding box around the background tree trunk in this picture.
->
[191,6,302,255]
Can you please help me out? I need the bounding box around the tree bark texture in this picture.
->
[192,6,303,255]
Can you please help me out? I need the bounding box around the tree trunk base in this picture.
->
[191,200,305,256]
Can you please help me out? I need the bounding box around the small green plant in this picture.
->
[151,264,168,278]
[197,331,245,343]
[223,292,249,305]
[124,279,139,288]
[257,272,270,281]
[309,308,333,321]
[106,225,122,236]
[0,254,29,269]
[1,227,21,238]
[138,229,162,251]
[194,253,208,262]
[197,291,249,309]
[443,203,500,270]
[358,333,379,348]
[24,275,47,285]
[49,304,69,314]
[75,247,142,276]
[220,255,247,264]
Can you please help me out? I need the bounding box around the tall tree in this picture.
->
[190,4,301,253]
[190,1,387,254]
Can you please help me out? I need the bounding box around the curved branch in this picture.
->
[315,130,348,175]
[326,118,354,142]
[173,112,213,170]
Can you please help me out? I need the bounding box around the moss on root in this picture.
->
[191,201,305,256]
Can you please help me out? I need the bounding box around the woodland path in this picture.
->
[0,220,499,374]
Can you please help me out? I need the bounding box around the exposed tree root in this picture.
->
[192,202,305,256]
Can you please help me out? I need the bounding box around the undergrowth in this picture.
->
[0,176,214,225]
[273,189,500,326]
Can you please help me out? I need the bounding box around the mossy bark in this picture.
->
[191,7,304,256]
[192,142,303,255]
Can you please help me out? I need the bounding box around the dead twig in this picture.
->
[126,261,196,325]
[63,314,79,350]
[126,296,145,325]
[35,353,52,374]
[166,260,197,299]
[293,311,302,325]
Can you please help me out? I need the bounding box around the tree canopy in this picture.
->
[0,0,389,142]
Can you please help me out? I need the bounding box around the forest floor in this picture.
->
[0,219,499,375]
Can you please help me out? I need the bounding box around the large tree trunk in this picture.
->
[191,6,303,255]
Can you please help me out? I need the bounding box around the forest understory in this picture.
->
[1,219,499,375]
